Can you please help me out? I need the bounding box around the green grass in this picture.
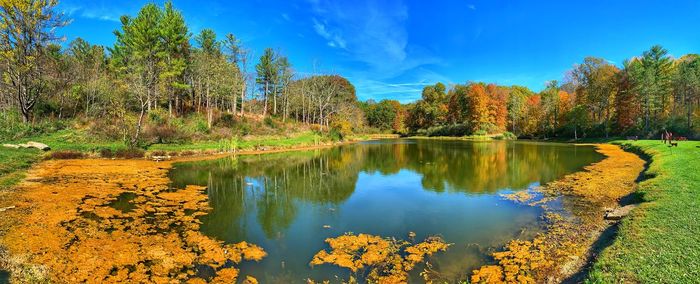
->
[0,147,40,190]
[587,140,700,283]
[149,131,325,152]
[7,128,124,152]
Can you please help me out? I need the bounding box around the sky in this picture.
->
[57,0,700,103]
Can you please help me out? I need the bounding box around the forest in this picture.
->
[1,0,699,148]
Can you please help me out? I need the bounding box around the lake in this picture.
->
[169,139,604,282]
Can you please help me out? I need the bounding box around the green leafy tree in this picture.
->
[673,54,700,131]
[0,0,67,123]
[255,48,277,117]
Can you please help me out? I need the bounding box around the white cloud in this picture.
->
[312,18,347,49]
[60,2,124,22]
[307,0,440,80]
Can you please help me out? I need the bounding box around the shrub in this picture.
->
[330,118,353,141]
[239,123,251,136]
[99,148,114,158]
[195,119,209,134]
[426,124,469,137]
[115,148,145,159]
[47,151,84,160]
[215,113,237,128]
[150,150,166,157]
[264,117,277,129]
[144,123,181,144]
[474,130,488,136]
[502,131,517,140]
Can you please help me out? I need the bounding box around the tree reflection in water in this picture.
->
[169,139,603,282]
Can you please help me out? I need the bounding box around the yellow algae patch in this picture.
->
[310,233,449,283]
[548,144,645,206]
[0,158,265,283]
[500,190,533,203]
[473,144,645,283]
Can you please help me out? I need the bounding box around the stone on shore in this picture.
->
[605,204,638,220]
[2,141,50,151]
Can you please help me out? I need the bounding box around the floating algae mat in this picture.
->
[169,139,604,282]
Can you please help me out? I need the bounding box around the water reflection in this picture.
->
[169,139,603,282]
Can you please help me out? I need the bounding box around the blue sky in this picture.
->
[57,0,700,103]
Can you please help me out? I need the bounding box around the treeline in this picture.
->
[363,46,699,139]
[2,1,698,144]
[0,1,362,145]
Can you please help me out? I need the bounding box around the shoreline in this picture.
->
[0,139,647,283]
[472,143,646,283]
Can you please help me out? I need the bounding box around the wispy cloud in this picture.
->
[353,79,431,102]
[60,1,125,22]
[307,0,440,80]
[468,4,476,10]
[312,18,347,48]
[281,13,291,21]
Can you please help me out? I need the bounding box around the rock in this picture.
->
[0,206,16,212]
[2,144,20,149]
[26,141,50,151]
[604,204,637,220]
[7,141,50,151]
[151,156,170,162]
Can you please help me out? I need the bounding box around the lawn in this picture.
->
[0,147,40,190]
[588,140,700,283]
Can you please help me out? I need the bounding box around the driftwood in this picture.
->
[0,206,16,212]
[2,141,50,151]
[2,144,20,149]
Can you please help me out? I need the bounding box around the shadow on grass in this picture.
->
[562,222,621,284]
[565,141,655,283]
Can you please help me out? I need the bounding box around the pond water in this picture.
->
[169,139,604,282]
[0,270,8,284]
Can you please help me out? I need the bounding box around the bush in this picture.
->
[330,118,353,141]
[239,123,251,136]
[215,113,237,128]
[99,148,114,158]
[474,130,488,136]
[264,117,277,129]
[115,148,145,159]
[144,123,181,144]
[502,131,517,140]
[150,150,166,157]
[426,124,469,137]
[47,151,84,160]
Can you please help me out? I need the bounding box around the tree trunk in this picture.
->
[131,101,147,147]
[239,79,246,116]
[263,81,269,117]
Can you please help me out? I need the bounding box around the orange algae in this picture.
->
[0,159,266,283]
[310,233,449,283]
[473,144,645,283]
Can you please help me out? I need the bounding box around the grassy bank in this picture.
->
[588,140,700,283]
[0,148,40,191]
[0,128,393,191]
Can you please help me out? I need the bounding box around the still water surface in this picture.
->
[169,139,604,282]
